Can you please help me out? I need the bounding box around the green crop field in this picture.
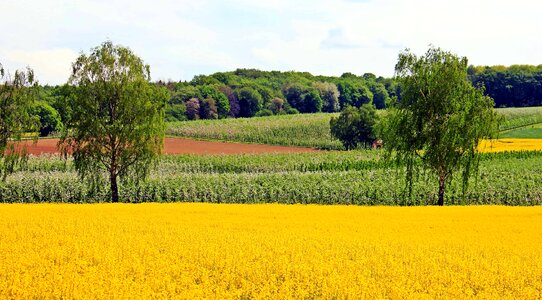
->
[167,113,342,149]
[497,107,542,131]
[3,107,542,205]
[500,123,542,139]
[167,107,542,149]
[2,151,542,205]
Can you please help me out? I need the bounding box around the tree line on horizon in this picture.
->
[25,64,542,137]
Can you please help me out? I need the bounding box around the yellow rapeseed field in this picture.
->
[0,204,541,299]
[479,138,542,153]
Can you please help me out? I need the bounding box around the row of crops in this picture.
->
[2,151,542,205]
[167,113,343,149]
[166,108,542,149]
[497,106,542,130]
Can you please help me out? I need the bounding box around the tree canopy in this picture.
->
[0,63,39,180]
[382,47,499,206]
[330,104,379,150]
[60,41,168,202]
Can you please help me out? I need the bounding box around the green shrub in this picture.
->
[255,109,273,117]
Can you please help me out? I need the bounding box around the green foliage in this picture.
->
[200,97,218,119]
[171,84,200,104]
[500,123,542,139]
[368,83,389,109]
[255,109,273,117]
[496,107,542,130]
[48,84,76,124]
[283,82,306,112]
[30,101,63,136]
[286,107,299,115]
[302,90,323,113]
[167,113,342,149]
[0,63,39,180]
[330,104,379,150]
[236,87,262,117]
[268,97,285,114]
[383,46,499,205]
[60,41,167,202]
[469,64,542,107]
[185,98,200,120]
[3,151,542,205]
[165,103,187,122]
[198,85,229,118]
[313,82,340,112]
[283,83,323,113]
[336,81,373,109]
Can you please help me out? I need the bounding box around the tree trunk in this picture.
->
[110,171,119,203]
[437,174,446,206]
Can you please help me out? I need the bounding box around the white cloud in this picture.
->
[0,48,79,85]
[1,0,541,83]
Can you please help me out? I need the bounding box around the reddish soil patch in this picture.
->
[11,138,317,156]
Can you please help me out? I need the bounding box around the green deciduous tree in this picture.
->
[302,89,323,113]
[165,103,187,122]
[313,81,340,112]
[200,97,218,119]
[330,104,378,150]
[60,41,168,202]
[185,98,201,120]
[0,63,39,180]
[198,85,229,118]
[48,84,76,125]
[236,87,262,117]
[268,97,285,114]
[30,101,63,136]
[336,81,373,109]
[382,47,499,206]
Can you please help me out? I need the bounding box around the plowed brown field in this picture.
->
[11,138,316,155]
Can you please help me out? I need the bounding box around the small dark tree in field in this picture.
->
[382,47,499,206]
[61,41,168,202]
[330,104,378,150]
[0,63,39,180]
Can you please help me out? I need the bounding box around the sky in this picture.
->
[1,0,541,85]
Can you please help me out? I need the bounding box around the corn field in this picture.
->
[2,151,542,205]
[166,108,542,149]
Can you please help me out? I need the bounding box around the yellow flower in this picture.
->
[479,138,542,153]
[0,204,540,299]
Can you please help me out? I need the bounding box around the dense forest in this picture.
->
[31,65,542,136]
[468,65,542,107]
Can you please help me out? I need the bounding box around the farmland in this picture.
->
[167,107,542,149]
[167,113,343,149]
[1,204,541,299]
[2,150,542,205]
[2,4,542,298]
[5,106,542,205]
[3,103,542,298]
